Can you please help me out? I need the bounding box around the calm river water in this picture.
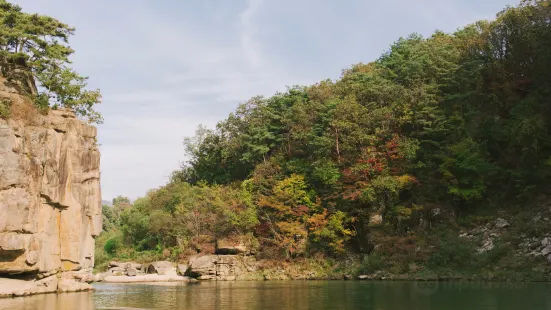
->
[0,281,550,310]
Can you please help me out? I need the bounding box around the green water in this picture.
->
[0,281,549,310]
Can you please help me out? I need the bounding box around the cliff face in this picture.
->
[0,79,101,295]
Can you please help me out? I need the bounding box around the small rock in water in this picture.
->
[343,274,352,280]
[358,275,369,280]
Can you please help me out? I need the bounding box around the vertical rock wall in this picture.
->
[0,79,101,296]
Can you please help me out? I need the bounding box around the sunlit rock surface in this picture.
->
[0,78,101,297]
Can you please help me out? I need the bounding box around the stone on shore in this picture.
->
[126,267,138,277]
[178,264,188,275]
[147,261,177,276]
[0,275,60,297]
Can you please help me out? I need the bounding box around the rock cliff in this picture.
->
[0,78,102,297]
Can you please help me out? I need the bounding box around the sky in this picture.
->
[13,0,518,201]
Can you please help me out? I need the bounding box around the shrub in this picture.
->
[428,232,476,269]
[0,98,10,119]
[358,253,383,274]
[104,236,122,255]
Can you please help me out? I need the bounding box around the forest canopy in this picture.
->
[99,0,551,272]
[0,0,101,122]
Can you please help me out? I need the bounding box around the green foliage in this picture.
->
[428,232,477,269]
[308,211,354,255]
[113,181,259,256]
[112,196,131,206]
[439,138,496,201]
[99,1,551,275]
[104,236,122,256]
[358,254,383,274]
[0,0,101,122]
[0,97,9,118]
[120,202,151,250]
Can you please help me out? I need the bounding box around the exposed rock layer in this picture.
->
[0,78,101,296]
[188,255,258,280]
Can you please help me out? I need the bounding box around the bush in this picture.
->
[428,232,476,269]
[104,237,122,255]
[358,254,383,274]
[0,99,10,119]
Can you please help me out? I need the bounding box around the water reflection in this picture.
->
[0,281,549,310]
[0,291,94,310]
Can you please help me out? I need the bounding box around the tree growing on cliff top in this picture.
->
[0,0,101,123]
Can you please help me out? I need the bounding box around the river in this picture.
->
[0,281,549,309]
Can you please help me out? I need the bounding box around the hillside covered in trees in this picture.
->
[98,0,551,280]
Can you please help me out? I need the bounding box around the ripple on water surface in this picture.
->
[0,281,550,310]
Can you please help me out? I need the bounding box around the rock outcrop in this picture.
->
[0,78,101,297]
[146,261,178,276]
[188,255,258,280]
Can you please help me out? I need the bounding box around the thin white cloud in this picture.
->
[12,0,518,200]
[240,0,264,68]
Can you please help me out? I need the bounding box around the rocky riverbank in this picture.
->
[97,254,258,283]
[97,261,195,283]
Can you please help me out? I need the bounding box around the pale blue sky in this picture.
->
[14,0,518,200]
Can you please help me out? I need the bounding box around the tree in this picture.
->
[105,0,551,266]
[0,0,101,122]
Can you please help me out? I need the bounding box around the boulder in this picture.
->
[495,218,510,229]
[542,244,551,256]
[34,275,59,294]
[109,261,123,268]
[343,274,352,280]
[358,275,369,280]
[126,266,138,277]
[188,255,218,278]
[478,238,494,253]
[57,277,93,293]
[72,271,95,283]
[178,264,188,275]
[216,245,248,255]
[0,278,38,297]
[147,261,177,276]
[0,274,77,297]
[109,267,125,275]
[368,213,383,227]
[95,272,110,282]
[124,262,142,270]
[188,255,258,280]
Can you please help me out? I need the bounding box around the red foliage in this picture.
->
[339,134,412,202]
